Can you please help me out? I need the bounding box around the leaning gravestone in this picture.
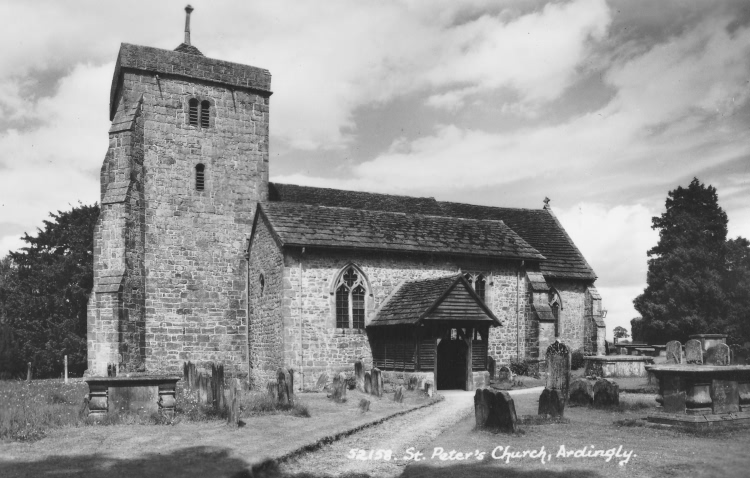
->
[568,378,594,406]
[364,371,372,394]
[593,378,619,407]
[354,360,365,392]
[685,339,703,365]
[277,368,290,406]
[371,368,383,397]
[705,343,730,365]
[330,372,347,402]
[407,375,419,391]
[665,340,682,364]
[538,341,571,417]
[394,386,405,403]
[315,373,328,391]
[545,341,571,398]
[475,388,517,433]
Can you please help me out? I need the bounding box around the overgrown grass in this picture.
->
[0,379,88,442]
[242,391,310,418]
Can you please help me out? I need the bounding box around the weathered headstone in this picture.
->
[475,389,516,433]
[705,343,730,365]
[267,380,279,403]
[364,371,372,394]
[354,360,365,392]
[394,386,405,403]
[711,380,739,414]
[198,373,209,404]
[407,375,419,391]
[545,341,571,398]
[277,367,295,406]
[315,373,328,391]
[424,381,433,397]
[538,388,565,417]
[593,378,620,407]
[211,364,225,412]
[227,378,241,426]
[329,372,347,402]
[568,378,594,406]
[685,339,703,365]
[497,366,512,383]
[359,398,370,413]
[488,356,496,380]
[371,368,383,397]
[665,340,682,364]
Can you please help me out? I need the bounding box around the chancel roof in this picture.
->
[267,183,597,280]
[369,275,501,327]
[257,201,544,261]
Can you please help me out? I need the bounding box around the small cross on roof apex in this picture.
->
[543,197,551,209]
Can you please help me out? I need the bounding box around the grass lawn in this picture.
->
[0,381,439,478]
[402,391,750,478]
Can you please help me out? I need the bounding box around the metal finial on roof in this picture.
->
[184,5,194,46]
[543,197,551,208]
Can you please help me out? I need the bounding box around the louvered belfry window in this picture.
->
[195,163,205,190]
[200,100,210,128]
[188,98,199,126]
[334,266,368,329]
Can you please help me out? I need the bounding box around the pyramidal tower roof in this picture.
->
[174,5,204,56]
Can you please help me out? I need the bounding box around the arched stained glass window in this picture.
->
[463,272,487,302]
[334,266,368,329]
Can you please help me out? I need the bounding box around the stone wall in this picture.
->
[269,248,528,390]
[247,217,285,386]
[548,279,587,352]
[89,45,271,377]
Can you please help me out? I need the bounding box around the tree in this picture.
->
[613,326,629,344]
[0,203,98,378]
[723,237,750,344]
[630,317,644,343]
[633,178,750,345]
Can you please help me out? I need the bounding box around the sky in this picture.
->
[0,0,749,339]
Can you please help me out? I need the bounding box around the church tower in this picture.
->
[87,6,271,377]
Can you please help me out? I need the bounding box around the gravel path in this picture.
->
[278,387,543,478]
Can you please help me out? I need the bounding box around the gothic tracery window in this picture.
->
[335,266,368,329]
[550,291,562,337]
[463,272,487,302]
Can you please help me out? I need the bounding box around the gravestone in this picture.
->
[424,381,433,397]
[568,378,594,406]
[711,379,739,414]
[359,399,370,413]
[488,356,496,380]
[315,373,328,391]
[394,386,404,403]
[545,341,571,398]
[277,368,293,406]
[685,339,703,365]
[593,378,619,407]
[665,340,682,364]
[354,360,365,392]
[371,368,383,397]
[705,343,730,365]
[330,372,347,402]
[267,380,279,403]
[227,378,241,426]
[497,366,512,383]
[538,388,565,417]
[475,389,517,433]
[407,375,419,391]
[211,364,225,411]
[364,371,372,394]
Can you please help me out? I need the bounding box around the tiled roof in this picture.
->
[258,202,544,260]
[267,183,596,280]
[370,275,499,326]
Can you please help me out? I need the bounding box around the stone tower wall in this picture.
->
[89,44,271,377]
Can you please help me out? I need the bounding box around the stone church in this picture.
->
[87,8,606,390]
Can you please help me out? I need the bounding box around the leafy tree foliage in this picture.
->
[613,326,629,343]
[0,204,98,378]
[633,178,749,345]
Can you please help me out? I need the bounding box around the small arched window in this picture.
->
[334,266,368,329]
[463,272,487,302]
[550,290,562,337]
[259,273,265,297]
[200,100,210,128]
[188,98,199,126]
[195,163,205,190]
